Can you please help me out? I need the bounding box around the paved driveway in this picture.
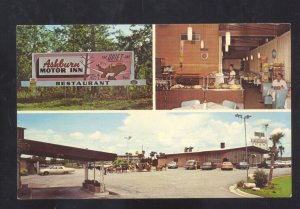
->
[21,167,291,198]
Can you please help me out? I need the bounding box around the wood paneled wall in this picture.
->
[223,59,242,70]
[247,31,291,82]
[156,24,220,76]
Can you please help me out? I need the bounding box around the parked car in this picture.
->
[275,160,292,168]
[88,163,113,170]
[258,160,278,169]
[236,161,250,169]
[167,161,178,169]
[275,160,286,168]
[200,162,217,170]
[184,160,199,170]
[221,162,233,170]
[39,166,75,175]
[284,160,292,167]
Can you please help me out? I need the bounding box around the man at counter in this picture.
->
[272,73,288,90]
[268,73,288,103]
[228,64,236,85]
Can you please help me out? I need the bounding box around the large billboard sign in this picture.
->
[21,51,146,87]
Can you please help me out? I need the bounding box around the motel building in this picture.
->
[157,142,269,168]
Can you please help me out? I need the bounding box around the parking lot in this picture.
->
[21,167,291,198]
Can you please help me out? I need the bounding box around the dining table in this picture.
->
[172,102,232,110]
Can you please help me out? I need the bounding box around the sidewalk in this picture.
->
[229,184,262,198]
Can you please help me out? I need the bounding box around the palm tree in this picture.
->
[268,132,285,186]
[278,145,285,160]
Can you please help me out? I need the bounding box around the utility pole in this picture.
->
[125,136,132,163]
[235,114,252,182]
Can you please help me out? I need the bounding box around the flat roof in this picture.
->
[162,146,269,157]
[19,139,117,162]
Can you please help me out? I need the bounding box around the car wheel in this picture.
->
[44,171,49,175]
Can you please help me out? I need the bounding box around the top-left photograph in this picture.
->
[17,24,152,111]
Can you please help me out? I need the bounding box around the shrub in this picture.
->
[254,169,268,188]
[237,180,244,188]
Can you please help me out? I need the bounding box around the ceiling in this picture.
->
[219,24,291,59]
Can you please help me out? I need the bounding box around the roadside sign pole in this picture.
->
[64,85,67,98]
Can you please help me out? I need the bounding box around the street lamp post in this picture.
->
[125,136,132,163]
[235,113,252,182]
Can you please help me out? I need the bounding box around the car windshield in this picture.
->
[239,162,247,165]
[223,162,231,165]
[186,161,194,165]
[203,162,211,165]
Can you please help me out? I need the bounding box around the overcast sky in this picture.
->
[17,111,291,157]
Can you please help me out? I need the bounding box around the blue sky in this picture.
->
[17,111,292,157]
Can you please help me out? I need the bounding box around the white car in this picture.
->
[167,161,178,169]
[275,160,292,168]
[284,160,292,167]
[39,166,75,175]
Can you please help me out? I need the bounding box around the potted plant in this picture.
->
[82,179,93,189]
[89,180,101,193]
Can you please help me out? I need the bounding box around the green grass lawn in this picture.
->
[17,97,153,110]
[240,176,292,198]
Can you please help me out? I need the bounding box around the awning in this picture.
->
[19,139,117,162]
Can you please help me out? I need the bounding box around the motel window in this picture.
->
[180,34,200,41]
[173,158,178,162]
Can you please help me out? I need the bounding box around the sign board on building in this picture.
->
[254,132,265,137]
[21,51,146,87]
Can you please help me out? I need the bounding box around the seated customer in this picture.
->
[272,73,288,90]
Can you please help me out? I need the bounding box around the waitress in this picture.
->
[228,64,236,85]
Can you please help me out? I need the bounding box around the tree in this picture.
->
[16,25,53,88]
[268,132,285,186]
[278,145,285,160]
[149,151,157,160]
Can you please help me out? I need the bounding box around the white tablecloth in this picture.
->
[172,102,231,110]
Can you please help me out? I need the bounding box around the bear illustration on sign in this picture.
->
[95,63,127,80]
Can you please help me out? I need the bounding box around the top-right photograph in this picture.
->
[155,24,291,110]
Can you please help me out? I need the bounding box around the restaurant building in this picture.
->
[155,24,291,109]
[157,143,269,168]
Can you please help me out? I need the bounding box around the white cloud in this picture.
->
[21,112,292,157]
[69,132,84,139]
[88,131,102,139]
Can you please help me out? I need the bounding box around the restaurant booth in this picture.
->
[155,24,291,109]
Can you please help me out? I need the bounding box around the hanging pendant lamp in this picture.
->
[187,25,193,41]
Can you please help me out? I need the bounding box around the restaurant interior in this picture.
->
[155,24,291,110]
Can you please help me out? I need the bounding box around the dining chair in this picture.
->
[262,83,273,105]
[273,89,289,109]
[222,100,237,109]
[181,100,201,107]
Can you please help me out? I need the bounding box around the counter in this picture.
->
[156,89,205,110]
[205,89,244,108]
[156,88,244,109]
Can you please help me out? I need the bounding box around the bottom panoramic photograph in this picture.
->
[17,111,291,199]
